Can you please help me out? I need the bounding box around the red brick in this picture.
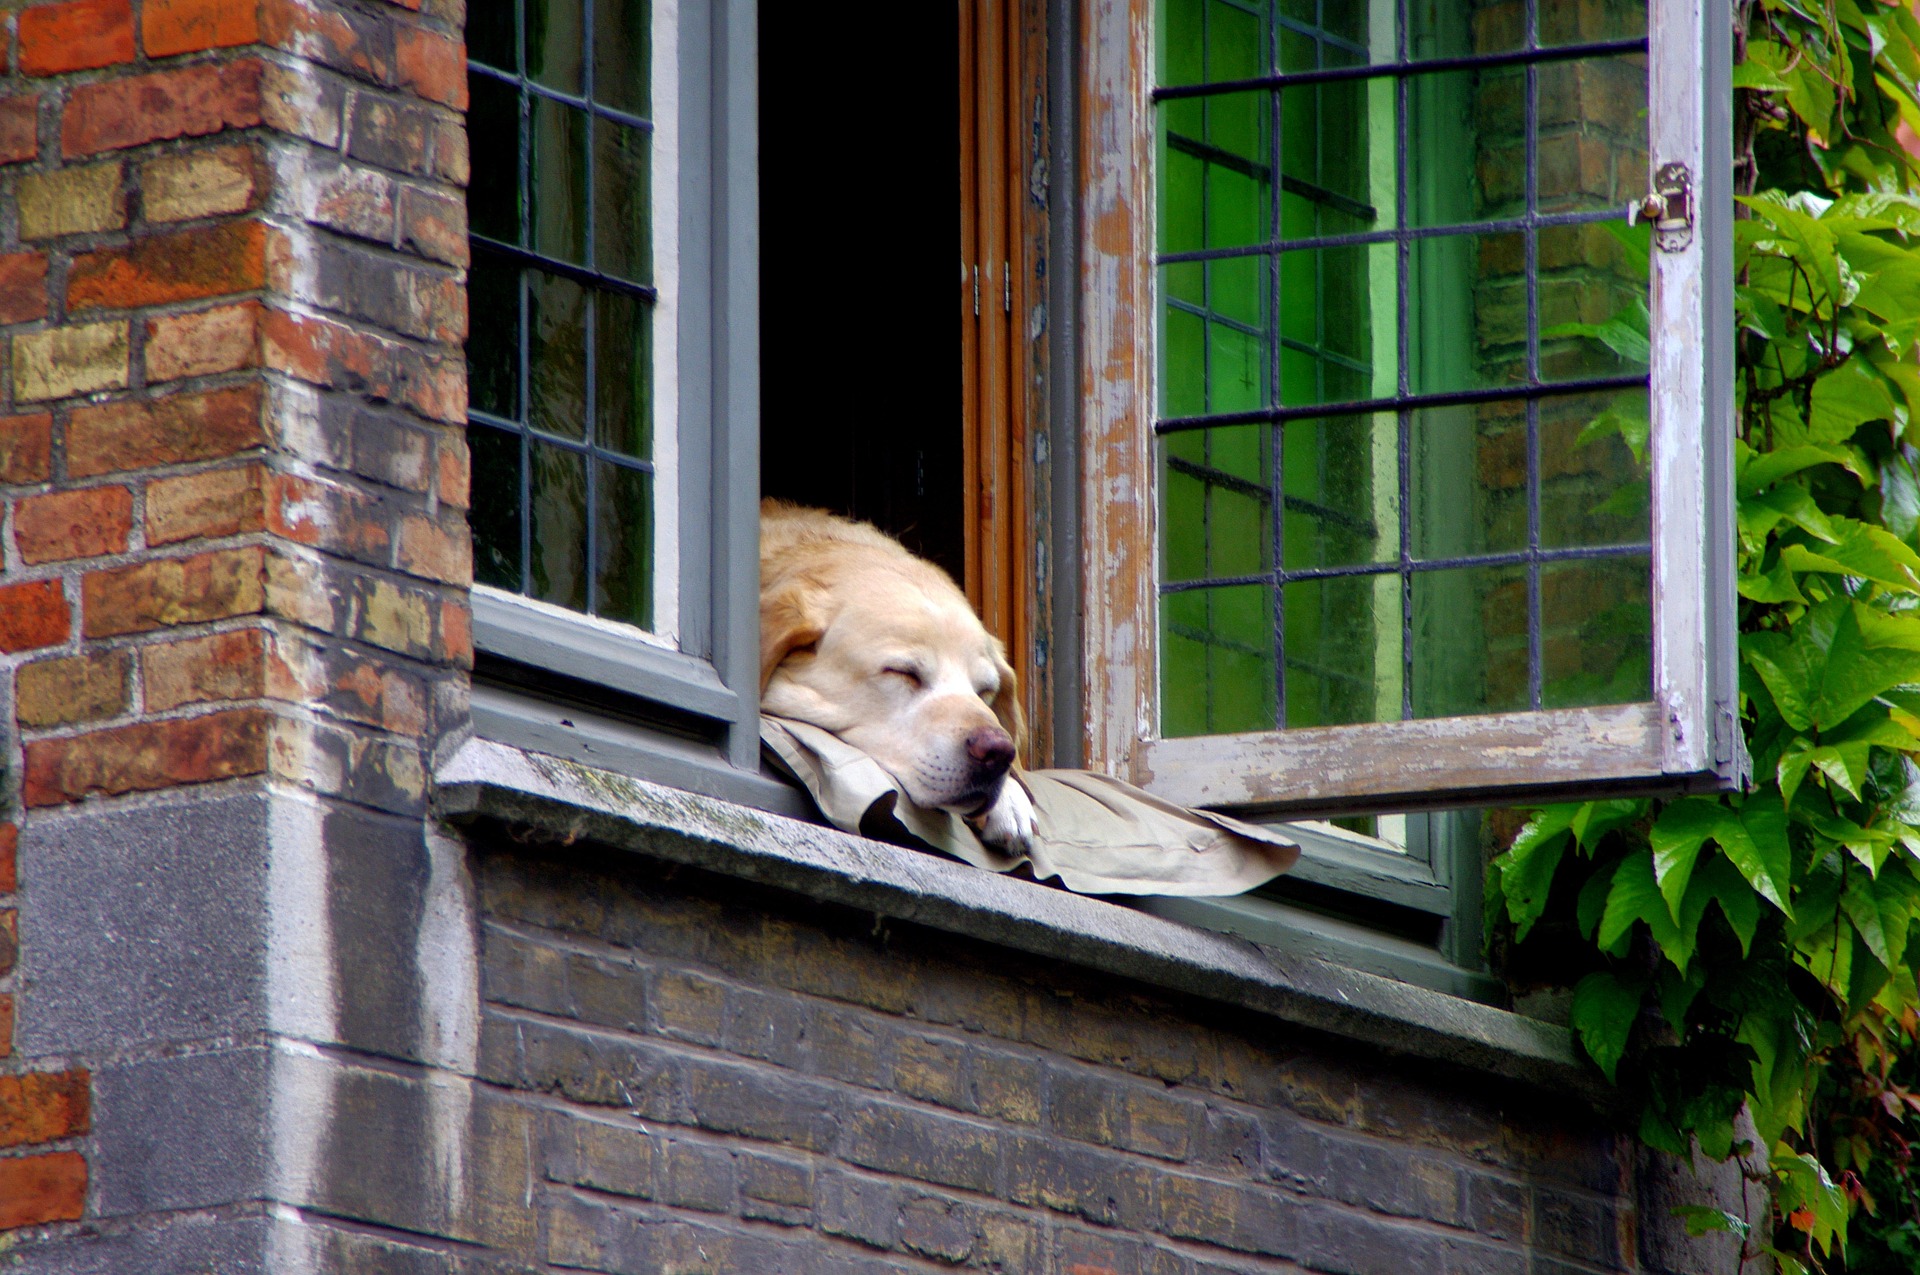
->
[0,1069,90,1149]
[436,433,468,508]
[266,470,389,559]
[0,996,12,1056]
[0,252,50,326]
[0,578,67,651]
[68,384,263,477]
[69,221,267,313]
[438,597,470,667]
[82,545,266,637]
[396,512,468,585]
[16,649,127,726]
[0,912,12,976]
[0,414,52,483]
[24,706,270,805]
[13,485,133,563]
[394,25,465,109]
[142,0,260,58]
[260,0,392,81]
[143,628,265,710]
[145,300,261,383]
[0,824,14,893]
[62,58,263,157]
[18,0,134,75]
[262,308,463,422]
[397,184,466,268]
[0,95,39,165]
[0,1150,84,1228]
[147,462,265,544]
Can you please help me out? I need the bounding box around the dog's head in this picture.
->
[761,543,1024,817]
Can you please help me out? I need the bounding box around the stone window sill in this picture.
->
[434,736,1607,1103]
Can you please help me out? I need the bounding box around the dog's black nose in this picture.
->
[966,727,1016,776]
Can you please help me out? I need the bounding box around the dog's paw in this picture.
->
[973,777,1036,854]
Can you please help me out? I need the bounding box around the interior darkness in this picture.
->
[758,8,965,585]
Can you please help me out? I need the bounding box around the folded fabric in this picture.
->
[761,715,1299,896]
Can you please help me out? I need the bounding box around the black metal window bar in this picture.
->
[1154,0,1653,726]
[465,0,658,628]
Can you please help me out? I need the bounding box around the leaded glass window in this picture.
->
[1155,0,1656,737]
[466,0,658,630]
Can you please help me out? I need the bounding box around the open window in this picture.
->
[1076,0,1741,816]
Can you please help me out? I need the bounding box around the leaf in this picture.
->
[1542,296,1650,366]
[1738,442,1871,493]
[1810,358,1901,440]
[1745,629,1817,732]
[1571,970,1645,1083]
[1727,802,1796,917]
[1497,807,1575,941]
[1700,854,1763,956]
[1774,1152,1850,1256]
[1843,864,1895,967]
[1672,1206,1750,1239]
[1651,798,1720,920]
[1740,483,1841,543]
[1578,858,1623,950]
[1739,559,1809,604]
[1810,601,1920,728]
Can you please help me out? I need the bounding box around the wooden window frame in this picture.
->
[1073,0,1744,817]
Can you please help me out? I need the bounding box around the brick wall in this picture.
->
[0,0,470,1238]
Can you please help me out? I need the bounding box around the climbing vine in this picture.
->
[1487,0,1920,1268]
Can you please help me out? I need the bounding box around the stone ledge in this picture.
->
[434,736,1609,1103]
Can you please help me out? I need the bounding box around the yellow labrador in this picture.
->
[760,499,1037,852]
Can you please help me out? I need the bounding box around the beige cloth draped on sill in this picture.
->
[761,716,1299,896]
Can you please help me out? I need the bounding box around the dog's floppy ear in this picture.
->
[760,575,827,693]
[989,642,1028,763]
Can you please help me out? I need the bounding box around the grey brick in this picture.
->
[1196,1106,1264,1177]
[723,985,810,1066]
[969,1047,1042,1124]
[1318,1135,1465,1225]
[545,1112,656,1197]
[7,1211,268,1274]
[92,1046,268,1217]
[816,1173,904,1251]
[650,968,729,1045]
[480,926,570,1015]
[898,1191,980,1264]
[1296,1206,1448,1275]
[19,790,269,1055]
[1155,1171,1297,1258]
[515,1017,683,1115]
[568,951,647,1033]
[657,1138,736,1213]
[1535,1187,1625,1267]
[1441,1236,1529,1275]
[545,1197,801,1274]
[1004,1135,1157,1229]
[687,1058,838,1150]
[1049,1067,1202,1161]
[806,1005,886,1087]
[890,1029,969,1108]
[843,1099,1004,1194]
[1465,1172,1530,1242]
[741,1152,814,1226]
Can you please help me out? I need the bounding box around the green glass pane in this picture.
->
[1280,412,1397,571]
[1537,54,1647,214]
[1159,0,1205,87]
[1409,230,1518,396]
[1162,584,1276,736]
[1160,302,1208,416]
[594,0,650,114]
[1409,402,1521,558]
[1205,158,1270,251]
[527,0,583,92]
[1197,88,1268,177]
[529,97,588,264]
[1209,320,1268,414]
[469,0,516,72]
[1281,79,1389,237]
[1162,426,1273,586]
[1539,220,1650,383]
[529,441,588,609]
[1539,388,1650,549]
[468,76,521,244]
[1406,68,1492,227]
[1208,254,1264,328]
[593,117,651,283]
[1283,573,1398,726]
[1207,1,1263,80]
[1542,556,1650,708]
[1278,0,1373,70]
[594,291,651,457]
[528,270,587,440]
[1541,0,1647,47]
[1408,0,1500,59]
[470,424,523,591]
[1411,564,1526,718]
[1159,141,1207,254]
[467,258,521,419]
[1277,241,1392,407]
[594,460,652,627]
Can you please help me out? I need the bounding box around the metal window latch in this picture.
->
[1630,161,1693,252]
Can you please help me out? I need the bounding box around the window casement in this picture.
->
[463,0,786,812]
[1075,0,1742,818]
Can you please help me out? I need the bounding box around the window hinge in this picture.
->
[973,264,980,317]
[1003,260,1011,314]
[1631,161,1693,253]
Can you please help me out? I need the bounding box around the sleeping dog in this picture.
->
[759,499,1037,853]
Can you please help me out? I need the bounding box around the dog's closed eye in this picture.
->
[882,664,924,689]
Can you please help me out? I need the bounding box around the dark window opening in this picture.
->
[757,8,966,585]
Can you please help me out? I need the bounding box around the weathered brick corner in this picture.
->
[0,0,470,1238]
